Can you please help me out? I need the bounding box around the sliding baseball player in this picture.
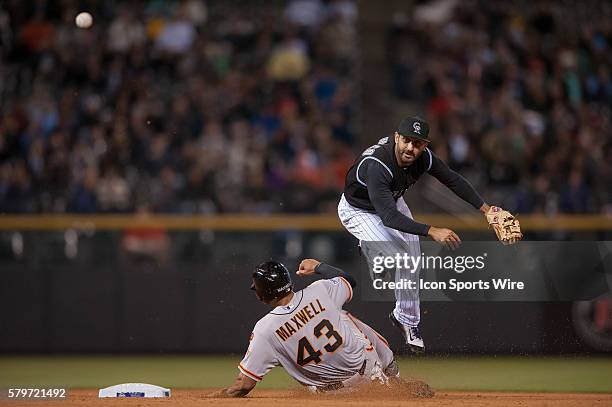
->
[210,259,432,397]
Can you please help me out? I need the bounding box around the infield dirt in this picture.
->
[2,388,611,407]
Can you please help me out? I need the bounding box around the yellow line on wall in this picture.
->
[0,214,610,231]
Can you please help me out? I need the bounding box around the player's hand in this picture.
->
[428,227,461,250]
[206,388,230,398]
[297,259,321,276]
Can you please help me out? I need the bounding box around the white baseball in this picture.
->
[75,12,93,28]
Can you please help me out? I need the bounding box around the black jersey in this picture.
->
[343,136,484,236]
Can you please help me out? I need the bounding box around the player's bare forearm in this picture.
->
[210,374,255,398]
[479,203,490,214]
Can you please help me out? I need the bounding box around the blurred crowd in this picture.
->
[2,0,611,216]
[0,0,358,214]
[388,0,612,214]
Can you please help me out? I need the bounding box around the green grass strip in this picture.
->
[0,355,610,393]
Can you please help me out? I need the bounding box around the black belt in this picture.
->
[316,360,367,393]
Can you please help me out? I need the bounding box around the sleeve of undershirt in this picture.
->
[361,160,430,236]
[427,152,484,210]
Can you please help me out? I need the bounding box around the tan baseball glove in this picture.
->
[485,206,523,245]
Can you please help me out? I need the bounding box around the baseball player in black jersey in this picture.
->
[338,116,493,353]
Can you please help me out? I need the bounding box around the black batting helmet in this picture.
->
[251,261,293,303]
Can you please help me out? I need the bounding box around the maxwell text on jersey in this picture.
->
[275,300,327,342]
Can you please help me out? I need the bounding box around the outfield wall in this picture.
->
[1,216,608,354]
[0,258,588,354]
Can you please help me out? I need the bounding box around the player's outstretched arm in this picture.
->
[427,152,488,210]
[365,161,431,236]
[207,373,256,398]
[297,259,357,288]
[367,157,464,249]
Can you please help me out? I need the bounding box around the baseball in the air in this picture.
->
[75,12,93,28]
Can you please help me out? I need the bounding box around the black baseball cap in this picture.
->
[397,116,430,141]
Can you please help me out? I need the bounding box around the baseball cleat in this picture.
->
[389,312,425,353]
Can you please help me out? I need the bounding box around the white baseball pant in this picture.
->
[338,194,421,327]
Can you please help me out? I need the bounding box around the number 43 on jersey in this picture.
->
[296,319,343,366]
